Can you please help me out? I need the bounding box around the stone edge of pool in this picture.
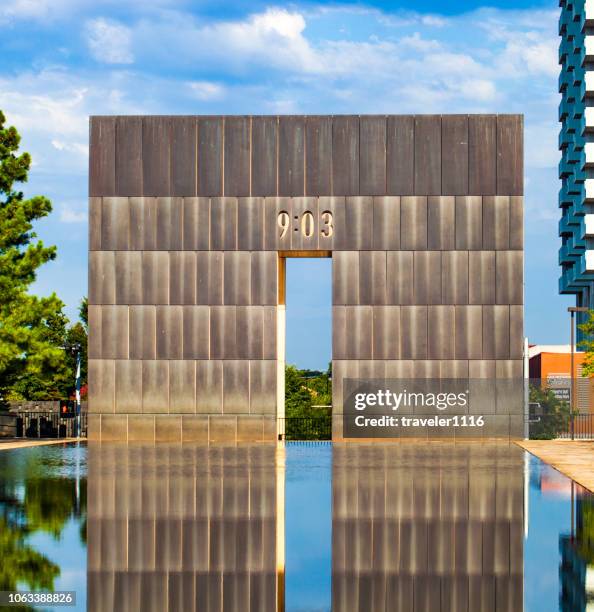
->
[516,440,594,493]
[0,438,86,450]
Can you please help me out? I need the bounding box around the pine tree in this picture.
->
[0,110,69,402]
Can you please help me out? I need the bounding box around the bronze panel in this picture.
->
[87,305,102,359]
[89,251,115,305]
[169,251,196,305]
[428,305,455,359]
[291,197,319,250]
[115,360,142,414]
[156,197,183,250]
[483,196,510,250]
[210,197,238,251]
[236,306,263,360]
[89,117,115,197]
[509,305,523,359]
[224,116,250,196]
[101,197,129,250]
[171,116,196,196]
[359,251,386,305]
[401,196,427,250]
[89,197,102,250]
[115,116,142,196]
[413,251,441,305]
[238,197,264,251]
[306,116,332,195]
[278,116,305,196]
[469,360,496,378]
[142,251,169,305]
[345,196,372,250]
[251,116,277,196]
[142,117,171,196]
[496,251,523,305]
[401,306,428,359]
[497,115,523,195]
[332,116,359,195]
[441,360,469,378]
[372,306,400,359]
[129,197,157,251]
[441,115,469,195]
[224,252,251,305]
[196,361,223,414]
[387,115,414,195]
[345,306,372,359]
[455,196,482,250]
[442,251,469,305]
[222,360,250,414]
[333,251,359,305]
[249,361,277,415]
[360,115,386,195]
[469,251,495,305]
[169,361,196,414]
[414,115,441,195]
[142,360,169,413]
[262,306,277,359]
[182,197,209,250]
[387,251,413,305]
[332,306,346,359]
[101,306,129,359]
[455,305,483,359]
[372,196,400,250]
[210,306,237,360]
[88,359,115,413]
[115,251,142,304]
[469,115,496,195]
[509,197,523,250]
[251,252,277,305]
[427,196,455,250]
[197,117,223,196]
[319,196,343,251]
[182,306,209,360]
[156,305,183,359]
[483,305,510,359]
[129,305,157,360]
[196,251,223,305]
[263,196,292,251]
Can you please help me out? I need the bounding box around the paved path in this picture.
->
[0,438,85,451]
[516,440,594,492]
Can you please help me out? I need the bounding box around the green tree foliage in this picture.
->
[579,310,594,376]
[0,111,85,402]
[284,365,332,439]
[528,384,571,440]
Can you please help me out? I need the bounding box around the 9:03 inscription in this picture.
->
[277,211,334,239]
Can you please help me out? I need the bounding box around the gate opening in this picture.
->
[278,254,332,440]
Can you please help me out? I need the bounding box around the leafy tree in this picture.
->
[579,310,594,376]
[528,384,572,440]
[0,110,70,403]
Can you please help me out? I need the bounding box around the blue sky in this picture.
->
[1,0,570,368]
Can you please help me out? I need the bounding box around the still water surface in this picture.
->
[0,442,590,611]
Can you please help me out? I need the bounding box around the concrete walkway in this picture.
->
[516,440,594,492]
[0,438,85,451]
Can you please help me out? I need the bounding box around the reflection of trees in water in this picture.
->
[0,451,87,608]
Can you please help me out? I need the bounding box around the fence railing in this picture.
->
[559,414,594,440]
[5,412,87,439]
[278,416,332,441]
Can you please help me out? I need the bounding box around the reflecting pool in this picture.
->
[0,441,591,611]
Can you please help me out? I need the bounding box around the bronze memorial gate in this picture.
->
[87,115,523,442]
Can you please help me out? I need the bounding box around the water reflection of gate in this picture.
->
[87,445,282,612]
[332,443,524,611]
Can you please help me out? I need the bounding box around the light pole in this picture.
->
[568,306,589,440]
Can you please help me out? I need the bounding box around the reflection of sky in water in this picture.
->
[0,442,592,612]
[285,443,332,612]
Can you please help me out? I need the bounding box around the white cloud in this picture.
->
[188,81,225,101]
[59,202,87,223]
[86,18,134,64]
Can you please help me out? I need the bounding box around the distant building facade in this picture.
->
[559,1,594,335]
